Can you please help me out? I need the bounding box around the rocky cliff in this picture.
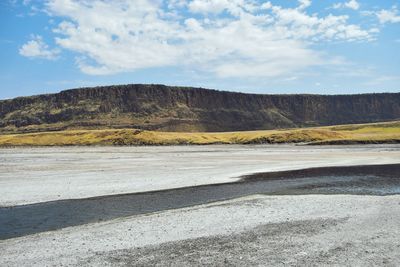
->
[0,84,399,133]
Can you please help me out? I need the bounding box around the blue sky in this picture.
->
[0,0,399,99]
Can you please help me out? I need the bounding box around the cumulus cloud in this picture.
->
[19,35,59,60]
[36,0,374,77]
[376,7,400,24]
[332,0,360,10]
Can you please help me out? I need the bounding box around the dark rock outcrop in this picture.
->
[0,84,399,133]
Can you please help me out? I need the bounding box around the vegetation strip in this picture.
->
[0,121,399,146]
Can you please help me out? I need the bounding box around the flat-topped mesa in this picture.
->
[0,84,399,133]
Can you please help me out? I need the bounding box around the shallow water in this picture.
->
[0,164,399,240]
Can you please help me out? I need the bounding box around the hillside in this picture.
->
[0,121,399,146]
[0,84,400,134]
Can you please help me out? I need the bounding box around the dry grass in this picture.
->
[0,121,399,146]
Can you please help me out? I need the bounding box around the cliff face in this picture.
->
[0,84,399,133]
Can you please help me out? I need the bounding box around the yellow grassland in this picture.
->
[0,121,399,146]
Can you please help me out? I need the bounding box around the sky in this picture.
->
[0,0,399,99]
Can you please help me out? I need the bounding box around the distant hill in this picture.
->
[0,84,399,133]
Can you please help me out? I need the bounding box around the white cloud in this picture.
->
[19,35,59,60]
[376,7,400,24]
[298,0,311,10]
[332,0,360,10]
[345,0,360,10]
[260,1,272,10]
[188,0,230,14]
[39,0,374,78]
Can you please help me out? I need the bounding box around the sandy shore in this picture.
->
[1,145,399,266]
[1,194,399,266]
[1,144,400,206]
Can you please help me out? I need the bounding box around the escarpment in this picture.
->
[0,84,399,133]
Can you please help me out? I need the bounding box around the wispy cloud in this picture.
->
[19,35,59,60]
[363,75,400,86]
[376,6,400,24]
[332,0,360,10]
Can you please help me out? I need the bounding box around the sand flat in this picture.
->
[1,145,400,266]
[1,194,399,266]
[1,144,400,206]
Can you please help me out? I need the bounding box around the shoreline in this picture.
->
[1,163,399,240]
[1,144,400,207]
[1,138,400,147]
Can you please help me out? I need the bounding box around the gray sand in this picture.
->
[1,145,399,266]
[1,144,400,206]
[1,164,399,240]
[1,195,399,266]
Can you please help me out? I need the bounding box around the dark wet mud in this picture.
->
[1,164,399,240]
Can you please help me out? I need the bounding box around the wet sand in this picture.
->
[1,194,399,266]
[1,144,400,206]
[1,145,400,266]
[1,164,399,240]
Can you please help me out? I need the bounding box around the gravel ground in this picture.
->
[1,194,399,266]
